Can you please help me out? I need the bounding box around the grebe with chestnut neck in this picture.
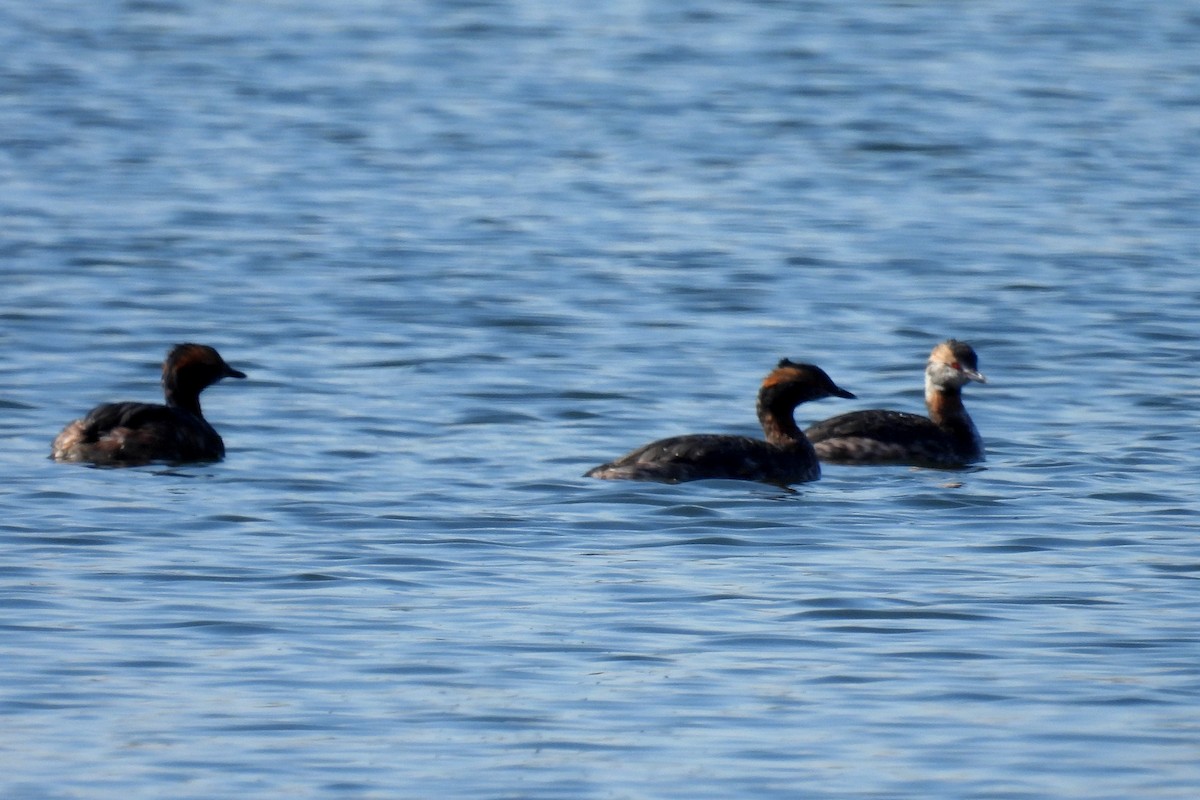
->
[804,339,986,467]
[51,343,246,465]
[585,359,855,485]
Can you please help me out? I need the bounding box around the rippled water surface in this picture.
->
[3,1,1200,797]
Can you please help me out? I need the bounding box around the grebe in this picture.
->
[51,343,246,465]
[585,359,855,485]
[804,339,986,467]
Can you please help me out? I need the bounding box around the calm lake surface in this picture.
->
[3,1,1199,797]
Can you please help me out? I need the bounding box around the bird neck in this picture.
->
[164,382,203,416]
[757,396,806,447]
[924,383,966,426]
[926,381,982,457]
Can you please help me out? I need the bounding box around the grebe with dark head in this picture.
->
[51,343,246,465]
[585,359,855,485]
[804,339,986,467]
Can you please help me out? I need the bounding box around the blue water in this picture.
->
[3,1,1200,797]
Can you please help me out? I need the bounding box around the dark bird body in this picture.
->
[586,360,854,485]
[805,340,986,467]
[51,343,246,465]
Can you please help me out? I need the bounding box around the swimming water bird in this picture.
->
[804,339,986,467]
[585,360,855,485]
[51,343,246,465]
